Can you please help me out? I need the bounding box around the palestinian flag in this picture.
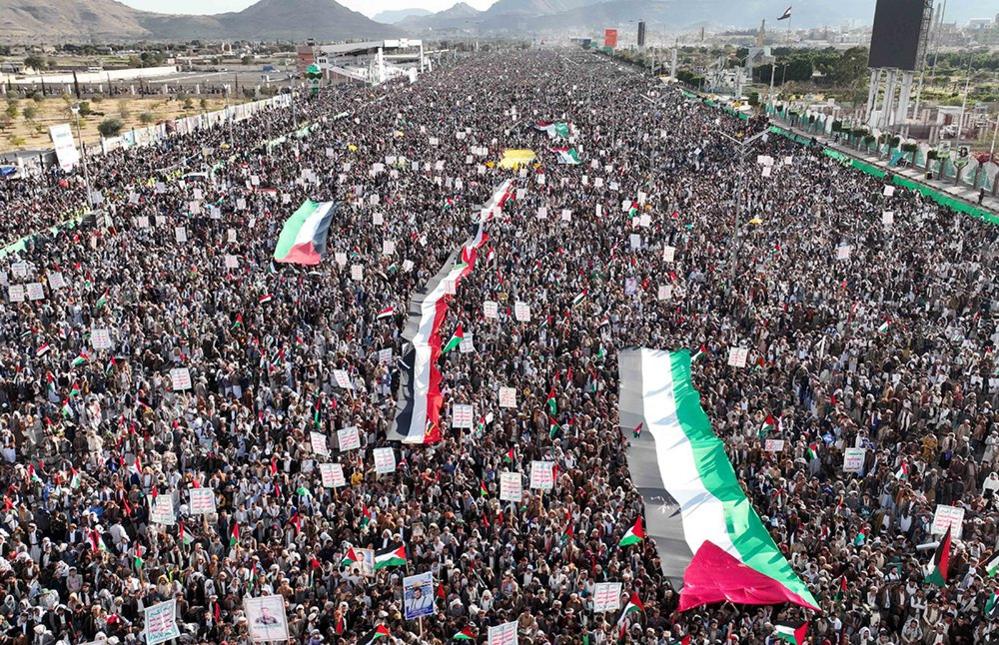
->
[616,592,644,627]
[360,505,372,529]
[258,293,274,305]
[546,387,558,415]
[535,120,572,139]
[760,414,777,437]
[552,146,581,164]
[924,526,952,586]
[503,448,514,464]
[774,622,809,645]
[341,547,359,567]
[231,313,243,330]
[877,319,890,334]
[572,289,588,306]
[273,200,337,265]
[95,290,109,311]
[617,348,819,612]
[834,575,847,603]
[985,553,999,578]
[71,352,89,368]
[479,480,488,497]
[548,415,561,439]
[376,306,394,320]
[69,467,80,489]
[619,517,645,546]
[692,344,707,361]
[853,531,866,546]
[360,626,390,644]
[986,591,999,619]
[69,382,81,397]
[442,324,464,353]
[806,443,819,461]
[229,522,240,548]
[374,544,407,570]
[632,422,643,437]
[453,626,476,640]
[895,460,909,480]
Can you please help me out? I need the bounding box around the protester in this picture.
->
[0,47,996,645]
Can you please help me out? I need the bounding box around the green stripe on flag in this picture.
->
[273,200,321,260]
[668,350,818,609]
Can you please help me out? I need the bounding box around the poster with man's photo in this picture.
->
[403,571,435,620]
[245,595,290,642]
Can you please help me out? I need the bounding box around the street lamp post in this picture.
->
[71,104,94,211]
[717,128,769,277]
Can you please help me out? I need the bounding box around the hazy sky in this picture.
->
[119,0,991,22]
[121,0,498,17]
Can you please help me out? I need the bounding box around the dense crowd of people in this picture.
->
[0,46,997,644]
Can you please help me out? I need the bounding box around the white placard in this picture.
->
[663,245,676,262]
[484,300,499,319]
[762,165,772,178]
[227,228,238,243]
[561,209,572,222]
[26,282,44,301]
[403,571,435,620]
[7,285,24,303]
[378,348,393,364]
[727,347,749,368]
[48,272,66,290]
[488,621,518,645]
[136,215,150,228]
[537,207,548,220]
[150,495,176,526]
[883,185,895,197]
[498,387,517,409]
[224,254,239,269]
[459,332,475,353]
[144,599,180,645]
[372,212,384,226]
[351,264,364,281]
[932,504,964,539]
[764,439,785,452]
[169,367,192,391]
[175,226,187,243]
[382,240,396,255]
[629,233,641,250]
[657,285,672,301]
[882,211,894,226]
[836,245,852,260]
[338,426,361,451]
[189,488,217,514]
[843,447,866,473]
[310,431,330,456]
[452,403,474,429]
[11,262,28,279]
[333,369,353,389]
[373,447,396,474]
[593,582,623,613]
[319,463,346,488]
[514,301,531,322]
[529,461,555,490]
[499,472,523,503]
[335,252,347,267]
[245,595,290,643]
[91,328,113,350]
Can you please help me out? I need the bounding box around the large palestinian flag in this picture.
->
[551,147,581,165]
[535,120,573,139]
[387,181,513,444]
[273,200,337,265]
[617,348,818,612]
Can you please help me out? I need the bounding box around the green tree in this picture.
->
[78,102,92,117]
[241,55,254,65]
[23,54,46,70]
[199,97,208,110]
[97,117,124,137]
[139,112,154,124]
[5,102,18,119]
[832,47,869,87]
[22,105,37,121]
[0,114,12,131]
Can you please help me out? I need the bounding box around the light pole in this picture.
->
[717,128,769,277]
[71,104,94,210]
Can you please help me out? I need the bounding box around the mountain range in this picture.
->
[0,0,399,43]
[0,0,986,43]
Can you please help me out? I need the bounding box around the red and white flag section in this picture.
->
[273,200,337,265]
[387,180,513,445]
[617,348,818,612]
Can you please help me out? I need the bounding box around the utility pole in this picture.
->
[71,104,94,210]
[955,54,972,142]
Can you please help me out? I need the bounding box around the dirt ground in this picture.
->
[1,95,236,151]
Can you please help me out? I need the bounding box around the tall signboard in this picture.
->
[604,28,618,49]
[49,124,80,171]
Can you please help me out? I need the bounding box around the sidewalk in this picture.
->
[772,116,998,217]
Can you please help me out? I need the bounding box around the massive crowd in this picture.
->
[0,46,997,645]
